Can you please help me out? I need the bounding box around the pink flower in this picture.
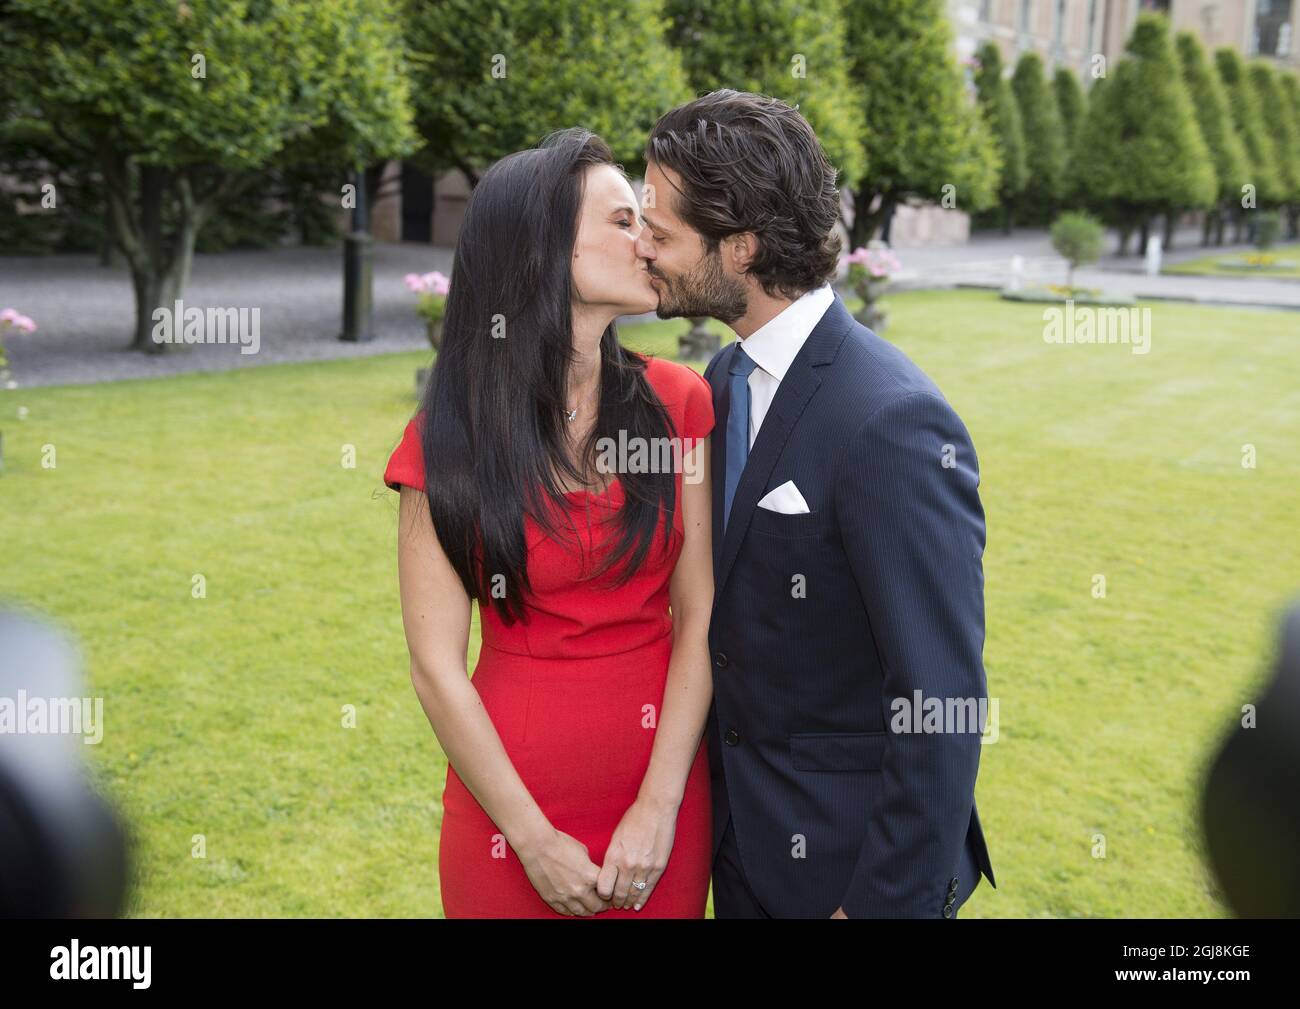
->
[404,271,451,297]
[841,247,900,278]
[867,250,902,277]
[1,308,37,332]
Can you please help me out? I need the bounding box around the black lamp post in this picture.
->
[340,165,373,342]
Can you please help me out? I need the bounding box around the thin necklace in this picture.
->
[565,378,598,422]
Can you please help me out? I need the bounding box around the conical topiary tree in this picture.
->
[1011,51,1067,225]
[1279,73,1300,238]
[1247,62,1300,239]
[1175,31,1249,246]
[1216,46,1284,231]
[974,41,1027,233]
[1069,13,1216,255]
[1053,66,1087,154]
[841,0,999,246]
[1066,73,1132,250]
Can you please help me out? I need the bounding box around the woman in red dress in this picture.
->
[385,128,715,917]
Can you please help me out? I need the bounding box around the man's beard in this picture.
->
[650,247,748,323]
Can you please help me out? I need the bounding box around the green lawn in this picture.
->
[1,289,1295,918]
[1164,242,1300,278]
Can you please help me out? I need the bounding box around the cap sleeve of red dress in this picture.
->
[680,365,715,442]
[640,354,715,444]
[384,413,426,493]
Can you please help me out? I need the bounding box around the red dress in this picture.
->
[384,353,716,918]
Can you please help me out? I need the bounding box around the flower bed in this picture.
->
[1001,285,1136,306]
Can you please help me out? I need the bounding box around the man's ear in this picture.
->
[723,232,759,276]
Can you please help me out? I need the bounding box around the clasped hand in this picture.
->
[519,797,677,916]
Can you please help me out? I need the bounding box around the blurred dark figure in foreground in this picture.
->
[1202,598,1300,918]
[0,606,127,917]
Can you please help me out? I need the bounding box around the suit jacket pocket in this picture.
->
[789,730,887,771]
[749,505,833,538]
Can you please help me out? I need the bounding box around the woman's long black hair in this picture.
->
[417,128,680,624]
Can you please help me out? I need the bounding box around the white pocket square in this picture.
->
[757,480,810,514]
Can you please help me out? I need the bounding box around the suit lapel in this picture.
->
[713,295,854,603]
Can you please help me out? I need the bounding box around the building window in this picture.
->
[1200,3,1220,41]
[1055,0,1068,45]
[1019,0,1032,33]
[1256,0,1294,57]
[1140,0,1172,11]
[979,0,993,22]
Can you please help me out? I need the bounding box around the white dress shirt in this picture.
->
[735,283,835,450]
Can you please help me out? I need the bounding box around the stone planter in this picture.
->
[678,317,720,360]
[852,278,890,333]
[416,319,443,396]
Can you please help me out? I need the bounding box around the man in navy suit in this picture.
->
[637,89,996,918]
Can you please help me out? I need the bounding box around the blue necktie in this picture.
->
[724,343,758,534]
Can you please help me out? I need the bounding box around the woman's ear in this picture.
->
[724,232,759,275]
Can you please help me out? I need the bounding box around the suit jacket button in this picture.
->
[950,877,959,890]
[714,651,729,668]
[724,728,740,746]
[942,903,954,918]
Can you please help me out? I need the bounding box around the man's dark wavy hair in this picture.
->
[645,89,843,300]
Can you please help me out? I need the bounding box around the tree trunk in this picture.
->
[1162,211,1175,251]
[1138,217,1150,257]
[880,196,896,245]
[99,201,117,267]
[1201,209,1213,247]
[130,268,182,352]
[130,225,198,352]
[454,158,480,190]
[849,185,887,249]
[1002,203,1014,235]
[128,166,199,351]
[99,149,213,354]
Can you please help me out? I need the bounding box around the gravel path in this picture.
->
[889,226,1300,309]
[0,243,455,389]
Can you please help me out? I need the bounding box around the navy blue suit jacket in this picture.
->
[703,292,996,918]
